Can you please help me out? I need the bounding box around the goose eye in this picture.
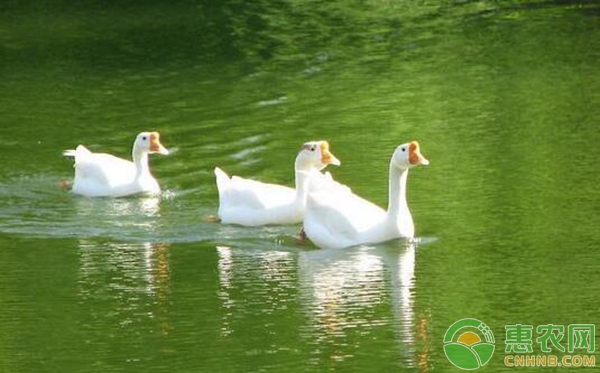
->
[401,147,406,152]
[311,146,316,151]
[142,136,147,141]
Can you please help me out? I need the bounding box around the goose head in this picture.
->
[134,132,169,156]
[392,141,429,170]
[296,140,341,171]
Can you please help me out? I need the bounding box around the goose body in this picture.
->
[215,141,340,226]
[304,141,428,249]
[64,132,169,198]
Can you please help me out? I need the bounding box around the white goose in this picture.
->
[64,132,169,197]
[304,141,429,249]
[215,141,341,226]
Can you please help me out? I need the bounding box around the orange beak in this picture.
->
[320,141,341,166]
[409,141,429,166]
[149,132,169,155]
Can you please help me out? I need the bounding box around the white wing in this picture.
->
[308,168,383,230]
[68,146,135,187]
[313,191,385,232]
[215,167,295,210]
[75,153,136,187]
[229,176,296,209]
[304,189,387,249]
[307,169,352,194]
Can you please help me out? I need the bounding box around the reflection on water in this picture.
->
[1,1,597,371]
[216,241,419,368]
[391,243,416,342]
[216,246,234,337]
[75,195,162,218]
[0,173,166,240]
[78,239,171,335]
[216,245,297,339]
[299,242,417,365]
[299,248,388,338]
[416,314,431,373]
[74,195,162,233]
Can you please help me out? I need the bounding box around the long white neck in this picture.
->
[294,170,311,204]
[133,148,151,178]
[294,154,315,203]
[386,161,410,224]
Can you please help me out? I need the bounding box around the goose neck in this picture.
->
[387,163,409,222]
[133,148,150,178]
[294,169,311,203]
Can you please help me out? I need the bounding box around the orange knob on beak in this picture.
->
[320,141,341,166]
[149,132,169,155]
[409,141,429,166]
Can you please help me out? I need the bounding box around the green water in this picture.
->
[1,1,599,372]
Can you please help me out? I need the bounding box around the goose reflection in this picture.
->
[74,195,161,217]
[71,196,162,239]
[77,239,171,335]
[216,246,234,337]
[215,240,419,367]
[216,245,296,338]
[298,248,386,337]
[297,241,417,365]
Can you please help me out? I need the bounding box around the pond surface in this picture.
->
[1,1,599,372]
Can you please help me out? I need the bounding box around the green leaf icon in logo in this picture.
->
[443,318,495,370]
